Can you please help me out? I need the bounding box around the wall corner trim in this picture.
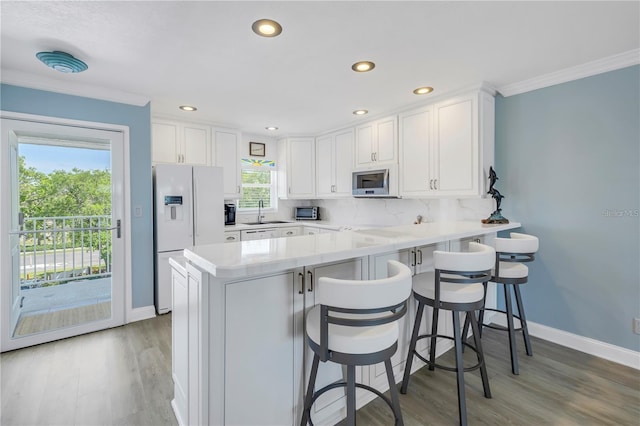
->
[493,316,640,370]
[498,48,640,97]
[127,305,157,323]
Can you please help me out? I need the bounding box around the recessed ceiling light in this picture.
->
[265,126,279,131]
[179,105,197,112]
[413,86,434,95]
[353,110,368,116]
[351,61,375,72]
[36,51,88,73]
[252,19,283,37]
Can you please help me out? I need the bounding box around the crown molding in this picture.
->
[498,49,640,97]
[0,69,149,107]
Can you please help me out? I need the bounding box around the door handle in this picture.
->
[307,270,313,292]
[298,272,304,294]
[116,219,121,238]
[417,249,423,265]
[410,249,416,267]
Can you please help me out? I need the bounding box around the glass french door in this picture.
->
[1,118,126,351]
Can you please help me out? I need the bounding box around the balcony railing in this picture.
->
[17,215,113,289]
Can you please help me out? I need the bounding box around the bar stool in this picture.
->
[401,242,495,426]
[300,260,412,426]
[477,232,539,375]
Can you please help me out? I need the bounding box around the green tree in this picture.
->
[18,156,113,271]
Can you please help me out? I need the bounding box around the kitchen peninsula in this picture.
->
[170,220,520,426]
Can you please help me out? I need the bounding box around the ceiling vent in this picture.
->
[36,51,88,73]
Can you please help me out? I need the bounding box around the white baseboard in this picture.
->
[127,305,157,323]
[491,314,640,370]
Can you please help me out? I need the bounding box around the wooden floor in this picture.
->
[1,314,638,426]
[14,301,111,336]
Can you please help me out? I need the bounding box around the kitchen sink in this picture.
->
[245,221,292,225]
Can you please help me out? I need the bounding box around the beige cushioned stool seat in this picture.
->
[494,262,528,279]
[412,271,485,304]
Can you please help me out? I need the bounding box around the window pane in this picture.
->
[239,186,271,209]
[242,169,271,184]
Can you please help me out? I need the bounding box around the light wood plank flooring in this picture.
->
[1,314,638,425]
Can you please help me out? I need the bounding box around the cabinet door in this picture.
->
[375,116,397,164]
[171,264,189,425]
[225,271,303,426]
[305,259,365,425]
[288,138,316,198]
[354,123,374,168]
[182,124,210,166]
[434,94,478,195]
[315,134,334,197]
[213,127,241,199]
[334,130,354,196]
[400,107,433,197]
[152,121,179,164]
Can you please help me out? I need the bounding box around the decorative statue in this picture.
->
[482,167,509,224]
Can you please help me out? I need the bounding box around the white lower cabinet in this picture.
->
[225,271,304,426]
[170,261,188,426]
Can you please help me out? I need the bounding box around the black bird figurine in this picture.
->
[482,167,509,224]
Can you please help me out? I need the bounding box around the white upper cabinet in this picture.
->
[316,129,354,198]
[355,115,398,168]
[152,118,210,166]
[278,137,316,199]
[399,106,434,197]
[399,89,495,198]
[212,127,241,199]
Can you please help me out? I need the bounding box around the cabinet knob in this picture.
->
[434,179,438,190]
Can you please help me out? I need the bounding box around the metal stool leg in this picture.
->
[401,300,425,394]
[478,282,488,337]
[504,284,519,375]
[452,311,468,426]
[301,353,320,426]
[385,359,404,426]
[513,285,533,356]
[469,312,491,398]
[346,365,356,426]
[429,305,440,371]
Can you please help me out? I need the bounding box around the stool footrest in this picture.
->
[305,381,397,426]
[412,334,484,373]
[482,308,525,332]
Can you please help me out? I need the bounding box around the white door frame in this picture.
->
[0,111,133,352]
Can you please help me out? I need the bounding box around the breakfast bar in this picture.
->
[171,220,520,426]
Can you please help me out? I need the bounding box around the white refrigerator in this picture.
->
[153,164,224,314]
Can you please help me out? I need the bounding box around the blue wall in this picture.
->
[495,66,640,351]
[1,84,153,310]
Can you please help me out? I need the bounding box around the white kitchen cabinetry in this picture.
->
[304,226,336,235]
[212,127,241,199]
[170,260,188,426]
[225,271,304,426]
[399,90,495,198]
[223,231,240,243]
[278,137,316,199]
[355,115,398,168]
[316,129,354,198]
[152,119,210,165]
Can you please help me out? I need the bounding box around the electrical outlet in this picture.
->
[633,317,640,335]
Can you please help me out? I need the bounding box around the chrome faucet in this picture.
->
[258,199,264,224]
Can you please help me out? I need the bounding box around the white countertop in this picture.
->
[185,221,521,279]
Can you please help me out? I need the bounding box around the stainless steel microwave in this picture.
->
[352,168,396,197]
[295,206,319,220]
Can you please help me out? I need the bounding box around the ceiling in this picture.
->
[1,1,638,136]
